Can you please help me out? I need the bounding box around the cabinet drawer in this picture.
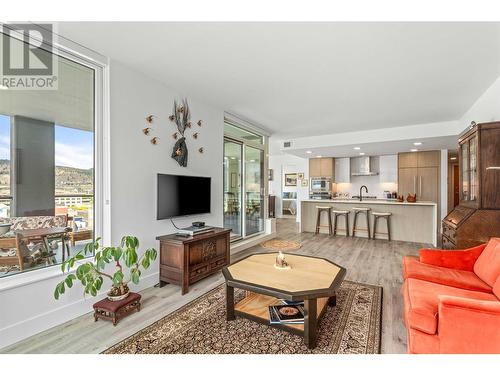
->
[189,264,209,279]
[442,223,456,241]
[442,234,456,250]
[210,257,227,270]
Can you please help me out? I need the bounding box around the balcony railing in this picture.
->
[0,195,94,228]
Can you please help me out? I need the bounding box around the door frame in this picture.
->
[223,120,268,242]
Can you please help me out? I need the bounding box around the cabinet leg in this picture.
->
[158,280,169,288]
[328,293,337,307]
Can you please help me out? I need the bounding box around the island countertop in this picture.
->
[300,199,437,245]
[301,199,437,206]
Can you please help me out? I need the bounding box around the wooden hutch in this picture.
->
[442,121,500,249]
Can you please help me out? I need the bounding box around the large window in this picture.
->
[0,31,96,277]
[223,121,266,241]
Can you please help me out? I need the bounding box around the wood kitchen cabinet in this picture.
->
[417,151,440,168]
[398,167,417,196]
[309,157,335,178]
[398,152,418,168]
[418,167,439,202]
[398,151,440,202]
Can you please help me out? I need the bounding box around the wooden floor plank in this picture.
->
[1,218,424,354]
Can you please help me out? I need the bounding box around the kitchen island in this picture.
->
[300,199,437,246]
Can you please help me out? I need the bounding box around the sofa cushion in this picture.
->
[403,278,497,335]
[419,243,486,272]
[474,238,500,287]
[403,256,492,293]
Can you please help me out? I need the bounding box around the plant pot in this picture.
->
[107,283,130,301]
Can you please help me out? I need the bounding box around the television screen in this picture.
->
[157,174,211,220]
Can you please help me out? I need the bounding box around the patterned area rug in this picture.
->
[104,280,382,354]
[260,239,302,251]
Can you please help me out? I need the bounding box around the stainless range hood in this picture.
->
[350,156,379,176]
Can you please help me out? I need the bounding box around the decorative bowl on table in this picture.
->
[0,223,11,236]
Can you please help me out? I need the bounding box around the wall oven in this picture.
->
[310,177,331,192]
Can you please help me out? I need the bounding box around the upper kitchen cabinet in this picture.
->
[379,155,398,183]
[398,152,418,168]
[417,151,440,168]
[399,151,440,168]
[309,157,335,178]
[335,158,350,183]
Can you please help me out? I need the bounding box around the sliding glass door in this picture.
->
[245,146,264,236]
[223,122,266,241]
[223,139,242,239]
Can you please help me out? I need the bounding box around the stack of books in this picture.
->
[268,300,304,325]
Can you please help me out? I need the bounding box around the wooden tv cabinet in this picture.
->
[156,228,231,294]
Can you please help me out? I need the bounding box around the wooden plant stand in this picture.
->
[93,292,141,326]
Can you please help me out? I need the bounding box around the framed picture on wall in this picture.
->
[284,173,298,186]
[297,172,304,180]
[268,169,274,181]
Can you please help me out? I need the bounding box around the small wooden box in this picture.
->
[93,292,141,326]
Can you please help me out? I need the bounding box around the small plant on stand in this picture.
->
[54,236,157,301]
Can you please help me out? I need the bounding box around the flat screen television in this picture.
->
[157,173,211,220]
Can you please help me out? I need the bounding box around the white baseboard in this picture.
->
[0,272,159,350]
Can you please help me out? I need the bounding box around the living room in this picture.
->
[1,1,500,372]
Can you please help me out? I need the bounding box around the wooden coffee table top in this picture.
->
[224,253,346,299]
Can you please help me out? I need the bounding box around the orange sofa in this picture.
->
[402,237,500,354]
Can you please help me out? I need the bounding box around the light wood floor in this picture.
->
[1,218,425,354]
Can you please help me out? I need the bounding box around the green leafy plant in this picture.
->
[54,236,157,300]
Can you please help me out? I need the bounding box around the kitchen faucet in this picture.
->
[359,185,368,201]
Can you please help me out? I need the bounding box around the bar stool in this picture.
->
[332,209,350,237]
[315,206,332,235]
[352,207,371,239]
[371,212,392,241]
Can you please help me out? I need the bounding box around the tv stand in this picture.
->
[156,227,231,294]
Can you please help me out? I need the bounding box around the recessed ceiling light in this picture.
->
[316,155,322,158]
[353,147,361,150]
[413,142,422,146]
[306,150,312,154]
[410,149,418,152]
[450,157,457,160]
[359,152,365,156]
[250,159,256,162]
[230,157,236,160]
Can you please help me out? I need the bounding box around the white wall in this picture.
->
[268,150,308,221]
[459,75,500,128]
[0,61,224,349]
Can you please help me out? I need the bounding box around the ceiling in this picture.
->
[57,22,500,137]
[282,135,459,159]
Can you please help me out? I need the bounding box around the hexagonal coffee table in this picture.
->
[222,253,346,349]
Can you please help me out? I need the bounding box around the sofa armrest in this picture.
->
[438,296,500,353]
[419,243,486,271]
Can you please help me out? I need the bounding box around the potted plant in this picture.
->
[54,236,157,301]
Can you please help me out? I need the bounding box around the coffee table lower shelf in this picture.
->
[231,291,331,348]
